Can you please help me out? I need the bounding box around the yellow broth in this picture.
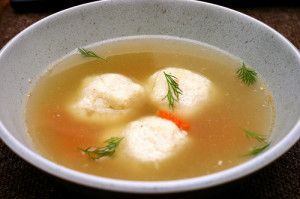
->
[25,37,274,180]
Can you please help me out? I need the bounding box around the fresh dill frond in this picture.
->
[248,143,270,156]
[80,137,123,160]
[243,129,270,156]
[163,72,183,109]
[78,47,106,61]
[236,63,257,86]
[244,129,266,143]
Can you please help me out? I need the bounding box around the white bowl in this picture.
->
[0,0,299,194]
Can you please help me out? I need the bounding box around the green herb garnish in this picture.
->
[248,143,270,156]
[244,129,270,156]
[244,129,266,143]
[236,63,257,86]
[163,72,183,110]
[80,137,123,160]
[78,47,106,61]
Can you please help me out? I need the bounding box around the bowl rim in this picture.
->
[0,0,300,194]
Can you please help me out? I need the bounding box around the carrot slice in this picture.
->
[157,110,191,131]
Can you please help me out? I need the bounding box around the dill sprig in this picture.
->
[163,72,183,109]
[236,63,257,86]
[78,47,106,61]
[244,129,266,143]
[248,143,270,156]
[80,137,123,160]
[244,129,270,156]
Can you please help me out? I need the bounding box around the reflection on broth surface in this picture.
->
[25,36,274,180]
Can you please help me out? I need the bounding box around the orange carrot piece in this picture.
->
[157,110,191,131]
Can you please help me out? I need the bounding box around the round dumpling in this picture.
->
[147,67,215,117]
[68,73,144,123]
[123,116,188,162]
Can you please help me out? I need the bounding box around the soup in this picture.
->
[25,36,275,180]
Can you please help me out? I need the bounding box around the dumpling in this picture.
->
[123,116,188,162]
[147,67,215,117]
[68,73,144,123]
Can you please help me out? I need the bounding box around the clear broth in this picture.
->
[25,37,274,180]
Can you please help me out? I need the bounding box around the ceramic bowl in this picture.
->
[0,0,299,194]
